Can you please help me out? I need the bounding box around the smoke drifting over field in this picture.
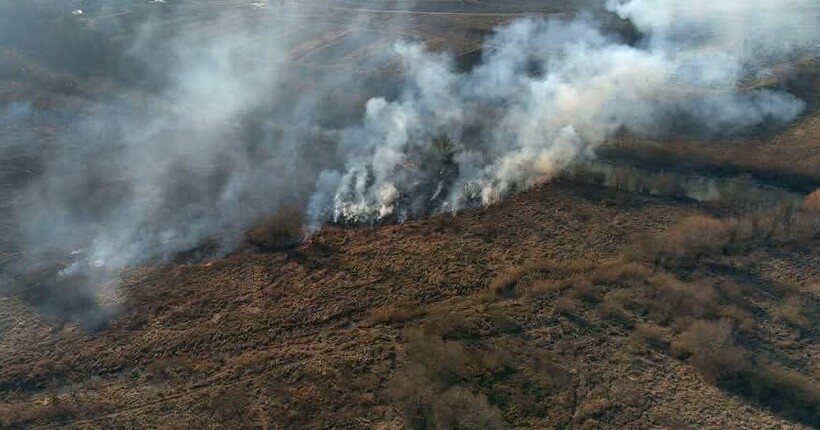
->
[319,0,818,224]
[2,0,818,293]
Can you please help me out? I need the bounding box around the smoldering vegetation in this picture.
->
[0,0,818,326]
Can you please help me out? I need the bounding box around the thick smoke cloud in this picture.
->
[1,0,817,323]
[10,4,400,272]
[313,0,816,224]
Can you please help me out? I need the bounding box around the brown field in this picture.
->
[1,170,818,428]
[1,1,819,429]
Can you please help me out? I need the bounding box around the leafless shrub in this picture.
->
[422,313,482,340]
[725,202,820,247]
[743,364,820,425]
[714,280,745,302]
[618,273,717,324]
[2,394,82,427]
[803,189,820,214]
[655,173,686,197]
[558,164,606,186]
[246,204,305,250]
[785,210,820,242]
[808,282,820,298]
[772,278,802,294]
[717,305,755,333]
[612,166,640,191]
[672,319,748,382]
[568,278,601,303]
[390,330,511,429]
[404,329,513,382]
[746,211,779,241]
[725,217,756,251]
[392,369,507,430]
[390,362,437,429]
[651,410,691,429]
[640,215,729,267]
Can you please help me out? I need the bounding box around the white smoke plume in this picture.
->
[1,0,817,325]
[311,0,816,224]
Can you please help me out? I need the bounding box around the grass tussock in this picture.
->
[802,189,820,214]
[671,319,749,382]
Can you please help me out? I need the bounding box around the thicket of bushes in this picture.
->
[390,329,510,430]
[636,199,819,268]
[477,191,820,427]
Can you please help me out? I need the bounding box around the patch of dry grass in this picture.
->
[365,304,427,326]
